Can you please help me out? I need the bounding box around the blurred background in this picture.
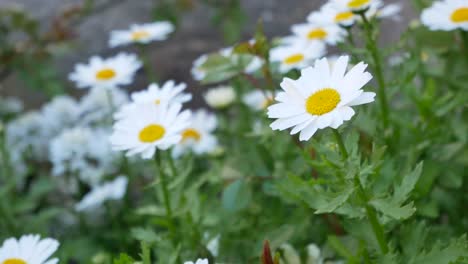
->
[0,0,414,108]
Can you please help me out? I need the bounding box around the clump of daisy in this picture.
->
[242,90,275,111]
[268,56,375,141]
[184,259,208,264]
[69,52,142,89]
[270,39,325,73]
[421,0,468,31]
[75,176,128,211]
[110,102,191,159]
[109,21,174,47]
[172,109,218,158]
[0,234,59,264]
[204,85,236,109]
[115,80,192,119]
[78,87,129,125]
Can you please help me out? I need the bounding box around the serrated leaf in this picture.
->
[370,198,416,220]
[314,186,355,214]
[394,162,423,203]
[131,227,159,243]
[410,235,468,264]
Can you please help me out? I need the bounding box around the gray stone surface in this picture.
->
[0,0,415,108]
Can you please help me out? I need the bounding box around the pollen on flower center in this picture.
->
[347,0,370,9]
[96,68,116,80]
[451,8,468,23]
[307,28,327,40]
[154,99,161,105]
[131,30,150,40]
[284,54,305,65]
[3,258,27,264]
[335,12,354,22]
[139,124,165,143]
[181,128,201,142]
[305,88,341,115]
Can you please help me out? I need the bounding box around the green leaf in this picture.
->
[113,253,135,264]
[370,199,416,220]
[131,227,159,244]
[410,235,468,264]
[222,178,251,213]
[313,185,355,214]
[394,162,424,203]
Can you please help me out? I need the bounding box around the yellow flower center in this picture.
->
[347,0,370,9]
[181,128,201,142]
[307,28,328,40]
[335,12,354,22]
[154,99,161,105]
[131,30,151,40]
[284,54,305,65]
[3,259,27,264]
[451,8,468,23]
[95,68,116,80]
[262,97,274,109]
[139,124,165,143]
[305,88,341,115]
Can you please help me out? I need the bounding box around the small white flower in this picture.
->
[421,0,468,31]
[110,102,191,159]
[306,244,323,264]
[75,176,128,211]
[41,95,80,133]
[204,85,236,109]
[242,90,275,111]
[115,80,192,119]
[109,21,174,47]
[50,127,117,186]
[0,234,59,264]
[270,39,326,73]
[291,23,345,46]
[206,235,220,257]
[7,111,48,160]
[329,0,374,12]
[268,56,375,141]
[184,259,208,264]
[172,109,218,158]
[308,3,357,27]
[69,53,142,89]
[78,87,129,125]
[191,54,208,81]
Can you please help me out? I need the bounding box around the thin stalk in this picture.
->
[138,45,157,82]
[345,26,356,46]
[154,153,177,244]
[332,129,349,160]
[354,175,389,254]
[460,30,468,64]
[359,13,390,129]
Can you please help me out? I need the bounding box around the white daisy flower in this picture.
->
[308,4,357,27]
[291,22,345,46]
[110,102,191,159]
[69,53,142,89]
[75,176,128,211]
[0,234,59,264]
[329,0,374,12]
[184,259,208,264]
[204,85,236,109]
[242,90,275,111]
[172,109,218,158]
[421,0,468,31]
[267,56,375,141]
[109,21,174,47]
[369,3,402,20]
[115,80,192,119]
[270,39,326,73]
[50,127,117,186]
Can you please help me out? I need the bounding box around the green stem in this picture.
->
[460,30,468,64]
[0,127,17,233]
[138,45,157,82]
[332,129,348,160]
[345,26,355,46]
[354,175,389,254]
[154,153,177,244]
[359,13,390,129]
